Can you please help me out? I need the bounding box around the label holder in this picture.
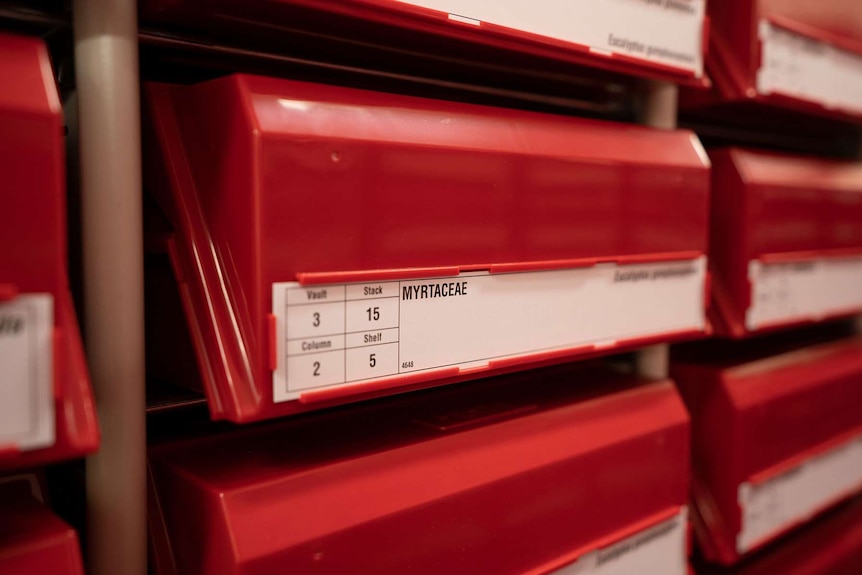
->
[273,257,707,403]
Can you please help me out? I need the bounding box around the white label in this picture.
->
[0,295,55,451]
[551,508,687,575]
[738,433,862,553]
[394,0,705,77]
[272,257,706,401]
[758,21,862,114]
[746,257,862,330]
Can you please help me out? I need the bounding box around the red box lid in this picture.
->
[139,0,709,87]
[0,477,85,575]
[708,147,862,338]
[148,363,690,575]
[145,74,710,423]
[673,334,862,565]
[0,33,99,470]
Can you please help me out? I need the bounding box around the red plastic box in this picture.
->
[699,0,862,120]
[709,147,862,338]
[148,363,690,575]
[0,33,99,470]
[673,334,862,565]
[697,497,862,575]
[0,475,86,575]
[145,73,710,423]
[140,0,708,86]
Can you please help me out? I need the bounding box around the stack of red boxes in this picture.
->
[676,3,862,572]
[6,0,861,573]
[0,32,98,575]
[139,1,714,573]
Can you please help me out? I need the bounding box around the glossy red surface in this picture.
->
[148,364,690,575]
[0,33,99,469]
[145,74,710,423]
[0,477,85,575]
[673,335,862,565]
[698,497,862,575]
[708,148,862,337]
[698,0,862,120]
[140,0,707,86]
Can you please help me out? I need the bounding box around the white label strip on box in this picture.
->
[738,433,862,553]
[272,257,706,402]
[758,21,862,114]
[0,295,55,451]
[746,257,862,330]
[394,0,705,77]
[551,508,687,575]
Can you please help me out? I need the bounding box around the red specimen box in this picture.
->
[0,476,85,575]
[697,0,862,120]
[145,73,710,423]
[0,33,99,469]
[148,364,690,575]
[140,0,708,86]
[709,147,862,338]
[673,334,862,565]
[697,497,862,575]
